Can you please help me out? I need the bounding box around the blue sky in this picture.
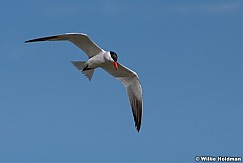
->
[1,0,243,162]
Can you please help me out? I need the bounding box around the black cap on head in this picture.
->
[110,51,118,62]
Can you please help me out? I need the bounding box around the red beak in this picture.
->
[112,62,118,71]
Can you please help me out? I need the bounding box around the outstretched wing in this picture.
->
[25,33,103,58]
[102,63,143,132]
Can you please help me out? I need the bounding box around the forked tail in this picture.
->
[71,61,94,81]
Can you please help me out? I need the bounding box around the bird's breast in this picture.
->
[86,52,108,68]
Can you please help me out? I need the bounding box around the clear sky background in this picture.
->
[1,0,243,162]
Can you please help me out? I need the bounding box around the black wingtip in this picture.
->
[24,38,43,43]
[24,36,60,44]
[24,39,38,43]
[136,125,141,132]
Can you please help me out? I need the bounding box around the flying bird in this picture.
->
[25,33,143,132]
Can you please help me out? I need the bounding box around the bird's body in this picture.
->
[86,51,110,68]
[25,33,143,132]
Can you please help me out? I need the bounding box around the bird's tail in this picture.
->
[71,61,94,81]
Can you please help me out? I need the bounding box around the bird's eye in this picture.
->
[110,51,118,62]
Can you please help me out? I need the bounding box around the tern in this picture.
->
[25,33,143,132]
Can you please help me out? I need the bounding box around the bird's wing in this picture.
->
[101,63,143,132]
[25,33,103,58]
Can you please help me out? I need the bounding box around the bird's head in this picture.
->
[110,51,118,71]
